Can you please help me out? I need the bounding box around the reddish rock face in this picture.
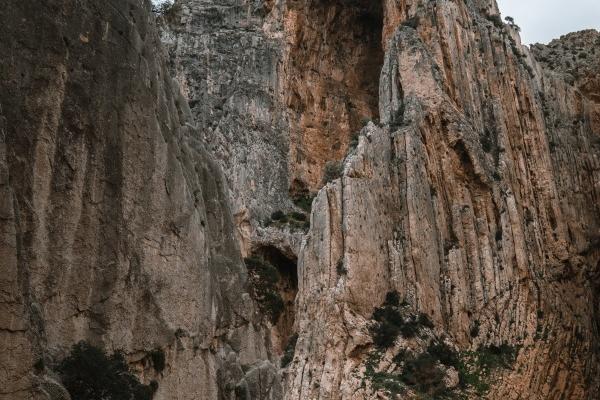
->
[283,0,385,193]
[283,2,600,399]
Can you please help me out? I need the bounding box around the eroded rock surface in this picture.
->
[284,2,600,400]
[532,30,600,102]
[2,0,599,399]
[0,1,279,399]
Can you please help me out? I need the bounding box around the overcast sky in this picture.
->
[497,0,600,44]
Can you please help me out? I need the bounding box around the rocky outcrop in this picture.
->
[532,30,600,102]
[0,1,279,399]
[285,1,600,400]
[159,0,293,258]
[161,0,599,398]
[282,0,384,192]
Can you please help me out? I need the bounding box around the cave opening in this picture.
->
[285,0,385,193]
[248,245,298,353]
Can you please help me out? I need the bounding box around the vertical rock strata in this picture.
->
[286,0,600,399]
[0,1,279,399]
[1,0,599,399]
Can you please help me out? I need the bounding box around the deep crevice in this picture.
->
[285,0,385,193]
[250,246,298,352]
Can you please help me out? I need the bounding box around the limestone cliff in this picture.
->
[0,1,279,399]
[2,0,599,399]
[162,0,599,399]
[285,2,600,399]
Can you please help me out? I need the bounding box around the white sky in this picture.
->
[497,0,600,44]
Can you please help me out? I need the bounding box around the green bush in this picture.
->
[470,320,481,338]
[271,210,286,221]
[457,344,517,395]
[477,344,517,369]
[245,257,284,323]
[371,371,406,397]
[293,194,315,212]
[290,212,306,221]
[321,161,343,185]
[149,349,165,373]
[417,312,434,329]
[400,352,449,397]
[427,342,459,368]
[370,292,405,348]
[59,341,156,400]
[34,358,45,373]
[267,210,309,231]
[384,291,400,307]
[370,292,433,347]
[486,14,504,29]
[399,318,420,339]
[281,333,299,368]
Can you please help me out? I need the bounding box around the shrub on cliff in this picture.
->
[293,193,315,212]
[245,257,285,323]
[59,341,156,400]
[321,161,343,185]
[149,348,165,373]
[370,291,405,348]
[486,14,504,29]
[281,333,299,368]
[400,352,449,397]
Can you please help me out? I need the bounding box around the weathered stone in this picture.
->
[0,1,278,399]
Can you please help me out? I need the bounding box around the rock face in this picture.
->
[531,30,600,102]
[286,2,600,399]
[0,1,279,399]
[2,0,599,399]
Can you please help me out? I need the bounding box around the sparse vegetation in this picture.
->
[504,16,521,32]
[34,358,45,373]
[271,210,285,221]
[321,161,343,185]
[281,334,299,368]
[293,194,315,212]
[245,257,285,323]
[336,260,348,275]
[470,320,481,338]
[59,341,157,400]
[486,14,504,29]
[149,349,165,373]
[370,291,434,348]
[371,292,405,348]
[364,341,518,398]
[457,344,518,395]
[400,352,450,397]
[427,342,459,368]
[266,210,310,230]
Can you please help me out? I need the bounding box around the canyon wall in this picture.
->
[1,0,599,399]
[164,0,599,398]
[0,1,279,399]
[286,1,600,399]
